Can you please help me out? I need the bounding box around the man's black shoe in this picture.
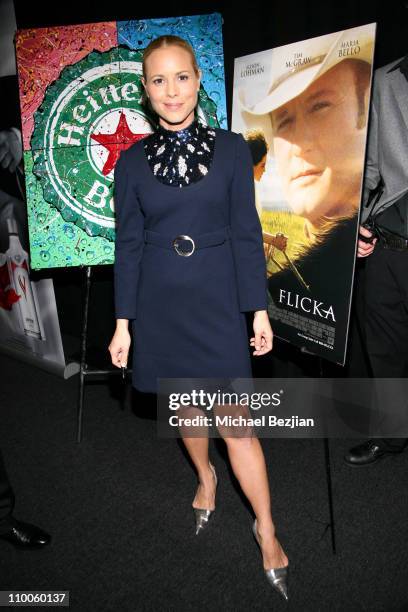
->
[344,439,407,467]
[0,519,51,549]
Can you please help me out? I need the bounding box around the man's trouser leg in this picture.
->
[0,449,15,535]
[364,245,408,449]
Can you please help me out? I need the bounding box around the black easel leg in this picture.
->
[323,437,336,554]
[318,357,336,554]
[77,266,92,443]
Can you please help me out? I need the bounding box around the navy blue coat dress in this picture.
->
[113,128,268,393]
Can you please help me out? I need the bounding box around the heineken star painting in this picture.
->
[232,24,376,365]
[16,14,226,269]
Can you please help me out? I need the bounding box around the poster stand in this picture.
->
[319,356,336,555]
[323,435,336,554]
[300,347,336,555]
[76,265,130,443]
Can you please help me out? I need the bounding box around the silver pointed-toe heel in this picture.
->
[193,508,213,535]
[193,463,218,535]
[252,519,289,601]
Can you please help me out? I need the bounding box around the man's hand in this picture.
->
[270,232,288,252]
[357,225,377,258]
[0,129,23,173]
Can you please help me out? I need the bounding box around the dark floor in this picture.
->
[0,351,407,612]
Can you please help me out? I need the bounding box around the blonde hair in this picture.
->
[142,35,200,80]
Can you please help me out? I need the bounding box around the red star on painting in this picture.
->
[91,112,149,175]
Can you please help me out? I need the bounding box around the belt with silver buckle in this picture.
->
[144,226,231,257]
[172,235,195,257]
[377,227,408,251]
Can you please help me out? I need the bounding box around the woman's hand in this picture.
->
[108,320,131,368]
[250,310,273,356]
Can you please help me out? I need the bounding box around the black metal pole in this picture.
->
[76,266,92,443]
[323,437,336,554]
[318,357,336,554]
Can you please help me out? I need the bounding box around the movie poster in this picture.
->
[232,24,376,364]
[15,13,226,270]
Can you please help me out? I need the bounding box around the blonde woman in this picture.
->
[109,35,289,600]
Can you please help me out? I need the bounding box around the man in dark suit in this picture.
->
[0,449,50,548]
[345,56,408,466]
[0,75,51,547]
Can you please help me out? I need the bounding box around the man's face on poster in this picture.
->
[270,60,368,223]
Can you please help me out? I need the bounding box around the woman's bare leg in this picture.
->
[179,411,216,510]
[224,435,288,569]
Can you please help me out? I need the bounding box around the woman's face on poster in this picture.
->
[270,61,368,223]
